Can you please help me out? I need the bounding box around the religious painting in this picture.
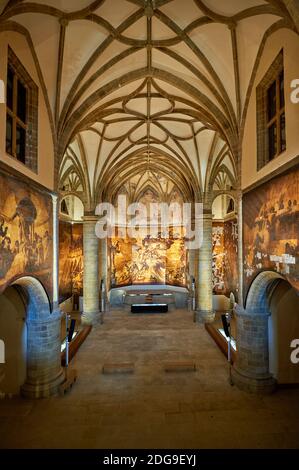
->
[243,166,299,297]
[0,172,53,298]
[109,226,187,288]
[59,222,83,302]
[223,218,238,297]
[212,223,225,293]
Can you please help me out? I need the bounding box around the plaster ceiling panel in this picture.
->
[124,97,147,116]
[157,120,193,140]
[94,0,140,28]
[104,120,143,140]
[104,114,140,125]
[158,113,195,122]
[153,79,201,104]
[60,19,108,107]
[149,124,169,143]
[237,14,280,109]
[73,49,147,112]
[201,0,268,17]
[122,15,148,40]
[90,121,105,133]
[149,96,176,116]
[98,138,123,169]
[195,128,216,185]
[188,23,236,112]
[174,139,198,170]
[15,13,60,113]
[83,41,130,83]
[151,142,185,161]
[158,0,203,30]
[152,49,221,110]
[69,138,81,161]
[79,129,100,189]
[60,156,73,175]
[221,154,235,175]
[23,0,94,12]
[151,15,178,41]
[167,42,214,81]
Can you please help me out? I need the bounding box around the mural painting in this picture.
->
[212,219,239,296]
[212,223,225,293]
[109,227,187,287]
[223,218,238,296]
[59,222,83,301]
[243,166,299,296]
[0,172,53,298]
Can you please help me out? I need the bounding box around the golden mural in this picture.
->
[212,220,239,297]
[243,166,299,295]
[212,223,225,293]
[59,222,83,301]
[110,227,187,287]
[0,171,53,297]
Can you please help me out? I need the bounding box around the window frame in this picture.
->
[5,47,38,172]
[256,50,286,170]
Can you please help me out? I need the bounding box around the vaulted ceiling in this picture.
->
[1,0,297,207]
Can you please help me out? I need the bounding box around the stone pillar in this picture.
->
[82,216,100,325]
[195,209,214,323]
[237,191,243,306]
[22,309,64,398]
[232,306,276,394]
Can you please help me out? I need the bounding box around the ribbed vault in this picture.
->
[1,0,298,207]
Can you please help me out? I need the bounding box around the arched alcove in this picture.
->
[233,271,299,393]
[0,286,27,395]
[60,194,84,222]
[0,276,63,398]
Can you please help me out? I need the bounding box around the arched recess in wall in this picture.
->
[0,276,63,398]
[60,194,84,222]
[246,270,299,385]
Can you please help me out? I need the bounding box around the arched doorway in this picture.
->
[268,279,299,384]
[0,276,63,398]
[0,286,27,395]
[233,271,299,393]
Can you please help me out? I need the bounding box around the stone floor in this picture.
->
[0,309,299,449]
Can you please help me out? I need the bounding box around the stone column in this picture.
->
[195,209,214,323]
[237,191,244,306]
[82,216,100,325]
[232,306,276,394]
[16,276,64,399]
[22,309,64,398]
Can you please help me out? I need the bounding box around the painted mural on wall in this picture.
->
[0,172,53,297]
[223,218,238,296]
[110,227,187,287]
[59,222,83,302]
[212,223,225,293]
[243,166,299,296]
[212,219,239,296]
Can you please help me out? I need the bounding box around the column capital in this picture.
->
[83,215,99,223]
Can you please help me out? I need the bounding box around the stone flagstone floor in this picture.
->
[0,309,299,449]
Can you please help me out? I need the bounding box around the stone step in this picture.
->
[164,362,196,373]
[102,363,135,375]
